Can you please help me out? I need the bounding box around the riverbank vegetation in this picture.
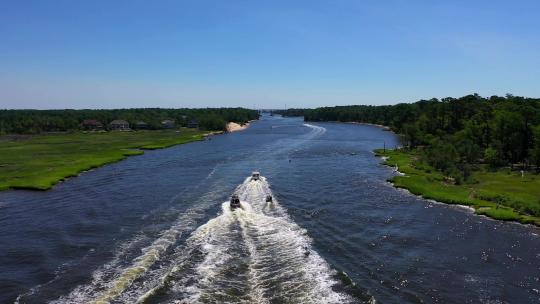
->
[0,129,209,191]
[303,94,540,225]
[305,94,540,174]
[376,149,540,226]
[273,108,306,117]
[0,108,259,134]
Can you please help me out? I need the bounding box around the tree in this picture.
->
[491,110,525,165]
[301,94,540,171]
[402,123,421,148]
[484,147,500,168]
[423,138,459,175]
[531,126,540,172]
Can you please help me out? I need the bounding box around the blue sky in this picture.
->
[1,0,539,109]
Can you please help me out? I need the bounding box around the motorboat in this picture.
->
[230,194,241,209]
[265,195,273,202]
[251,171,260,181]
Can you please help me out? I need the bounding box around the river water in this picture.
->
[1,115,539,303]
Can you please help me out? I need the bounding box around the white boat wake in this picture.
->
[52,175,353,303]
[303,123,327,138]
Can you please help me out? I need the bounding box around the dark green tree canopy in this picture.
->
[0,108,259,134]
[302,94,540,173]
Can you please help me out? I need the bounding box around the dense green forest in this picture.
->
[0,108,259,134]
[304,94,540,181]
[272,108,306,117]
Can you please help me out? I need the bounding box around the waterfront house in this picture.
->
[161,119,175,129]
[109,119,130,131]
[81,119,103,131]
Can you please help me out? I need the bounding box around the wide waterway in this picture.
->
[1,115,539,303]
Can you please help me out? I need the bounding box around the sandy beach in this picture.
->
[226,122,250,132]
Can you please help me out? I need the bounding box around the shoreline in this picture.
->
[1,121,251,192]
[343,121,392,130]
[392,182,540,230]
[226,121,251,133]
[375,149,540,227]
[305,120,392,131]
[0,130,212,192]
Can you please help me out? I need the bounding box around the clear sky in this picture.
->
[1,0,539,109]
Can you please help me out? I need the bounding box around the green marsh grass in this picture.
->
[375,149,540,226]
[0,129,207,191]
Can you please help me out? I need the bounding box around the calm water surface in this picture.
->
[1,115,539,303]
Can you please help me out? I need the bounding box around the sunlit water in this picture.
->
[1,115,539,303]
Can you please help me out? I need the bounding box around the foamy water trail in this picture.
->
[136,176,351,303]
[270,123,327,158]
[51,175,352,303]
[303,123,327,138]
[48,175,225,304]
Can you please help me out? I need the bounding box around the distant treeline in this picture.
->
[0,108,259,134]
[305,94,540,180]
[273,108,306,117]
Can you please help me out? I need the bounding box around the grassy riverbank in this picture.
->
[0,129,212,191]
[375,149,540,226]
